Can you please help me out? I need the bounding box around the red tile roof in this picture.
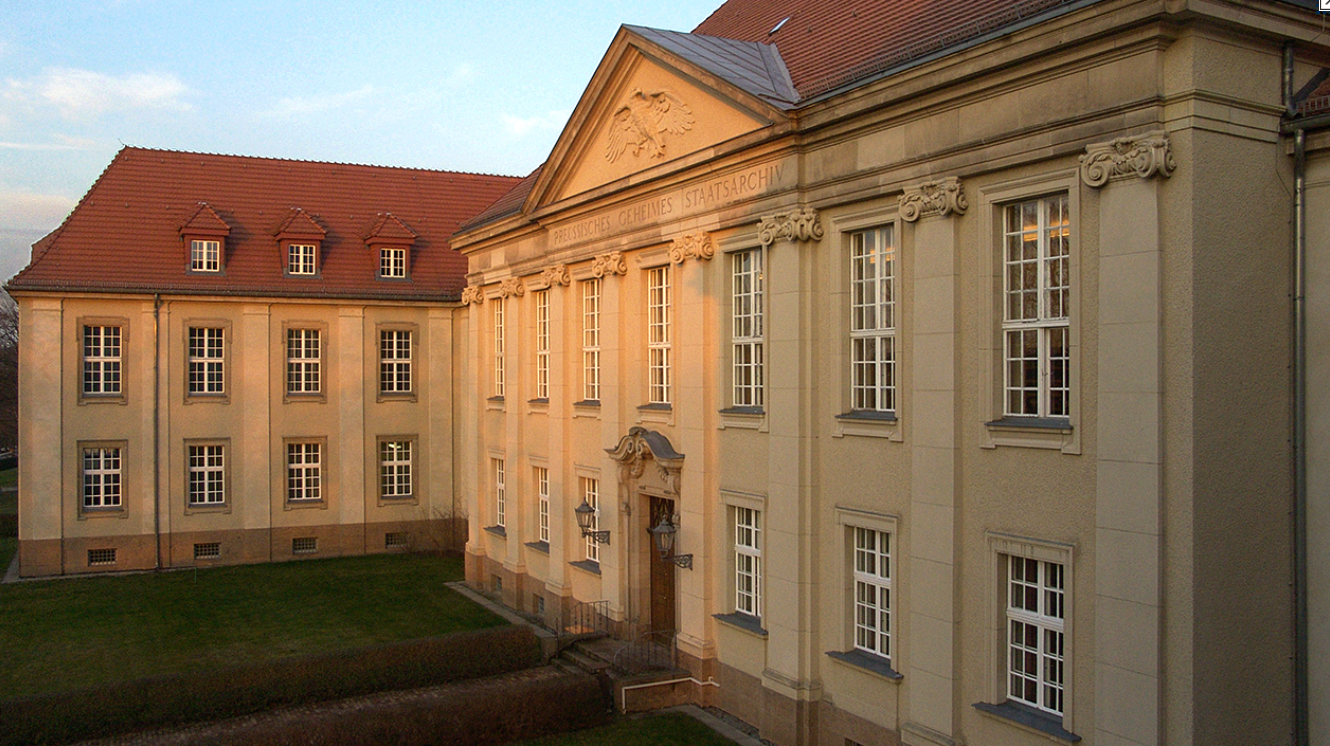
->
[694,0,1083,97]
[10,147,521,301]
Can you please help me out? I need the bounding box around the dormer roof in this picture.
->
[364,213,418,245]
[273,208,327,241]
[180,202,232,238]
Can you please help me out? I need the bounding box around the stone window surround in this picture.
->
[77,439,128,519]
[829,506,901,680]
[78,316,129,405]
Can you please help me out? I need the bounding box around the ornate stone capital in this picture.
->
[758,207,823,247]
[498,277,525,298]
[899,176,969,222]
[460,286,485,305]
[669,231,715,264]
[536,263,571,289]
[591,251,627,278]
[1080,131,1176,188]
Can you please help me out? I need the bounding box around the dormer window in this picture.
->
[191,240,221,272]
[364,213,417,282]
[289,243,318,275]
[180,202,231,274]
[274,208,327,279]
[380,247,407,278]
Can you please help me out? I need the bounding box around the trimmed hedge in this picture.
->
[0,624,542,745]
[0,514,14,537]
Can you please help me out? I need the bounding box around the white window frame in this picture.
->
[581,476,599,563]
[494,457,506,529]
[379,439,413,500]
[734,505,762,619]
[288,243,317,275]
[732,249,764,408]
[647,266,671,405]
[493,298,506,398]
[187,443,226,506]
[82,324,122,396]
[190,239,220,272]
[535,289,550,400]
[853,526,892,660]
[187,326,225,396]
[1002,194,1070,419]
[286,328,320,395]
[582,279,600,401]
[81,445,123,510]
[379,246,407,278]
[850,226,896,413]
[536,465,550,544]
[286,441,322,502]
[986,532,1075,731]
[379,329,412,394]
[1007,555,1066,716]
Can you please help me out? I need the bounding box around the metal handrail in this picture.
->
[563,599,611,637]
[611,628,678,675]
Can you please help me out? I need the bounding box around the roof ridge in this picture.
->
[118,145,524,180]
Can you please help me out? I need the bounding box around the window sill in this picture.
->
[185,502,231,516]
[377,495,418,507]
[637,402,673,426]
[527,398,549,415]
[569,559,601,576]
[78,507,127,520]
[483,525,507,538]
[78,395,127,406]
[713,612,767,638]
[525,540,550,554]
[377,392,418,404]
[283,393,326,404]
[826,649,902,682]
[718,406,766,432]
[184,394,230,405]
[973,702,1081,743]
[284,499,327,511]
[572,400,600,418]
[982,416,1075,452]
[486,396,506,412]
[833,410,901,440]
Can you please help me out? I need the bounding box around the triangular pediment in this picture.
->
[528,26,792,210]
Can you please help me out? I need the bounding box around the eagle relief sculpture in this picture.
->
[605,88,695,163]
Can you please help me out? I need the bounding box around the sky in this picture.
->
[0,0,724,283]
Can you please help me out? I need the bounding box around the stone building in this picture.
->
[451,0,1326,744]
[8,147,518,575]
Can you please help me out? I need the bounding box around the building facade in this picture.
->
[452,1,1326,745]
[9,148,519,576]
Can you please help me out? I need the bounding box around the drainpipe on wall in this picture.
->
[1283,41,1310,746]
[153,294,162,571]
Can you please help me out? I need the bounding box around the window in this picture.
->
[494,458,506,528]
[582,280,600,401]
[1006,556,1066,716]
[732,249,764,408]
[853,528,891,660]
[1003,195,1070,419]
[379,329,412,394]
[850,226,895,413]
[379,247,407,278]
[82,325,122,396]
[379,440,413,500]
[188,327,225,395]
[734,506,762,619]
[647,266,671,405]
[187,444,226,506]
[190,239,220,272]
[493,299,505,397]
[535,290,550,400]
[288,243,317,275]
[581,477,600,563]
[81,446,122,510]
[287,442,322,502]
[286,328,320,395]
[536,466,550,544]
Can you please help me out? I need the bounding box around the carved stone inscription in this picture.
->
[550,162,788,250]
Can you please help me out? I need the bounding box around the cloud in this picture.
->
[6,68,192,119]
[501,110,568,138]
[0,189,77,230]
[0,134,99,152]
[259,86,376,119]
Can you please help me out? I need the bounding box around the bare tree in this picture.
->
[0,291,18,454]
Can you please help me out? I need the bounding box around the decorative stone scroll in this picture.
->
[1079,131,1176,188]
[899,177,969,222]
[536,263,571,289]
[498,277,526,298]
[669,231,715,264]
[758,207,824,247]
[606,426,685,497]
[460,286,485,305]
[591,251,628,278]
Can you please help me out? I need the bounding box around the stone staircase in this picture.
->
[554,633,696,713]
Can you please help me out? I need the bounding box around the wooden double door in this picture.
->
[648,495,676,634]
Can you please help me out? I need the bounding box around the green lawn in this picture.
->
[513,712,741,746]
[0,552,503,699]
